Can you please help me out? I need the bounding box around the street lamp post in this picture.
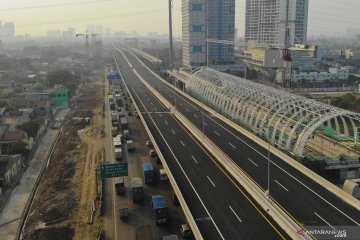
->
[265,116,271,201]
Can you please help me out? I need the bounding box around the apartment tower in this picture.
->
[245,0,309,47]
[182,0,235,69]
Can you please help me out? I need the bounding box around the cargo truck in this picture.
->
[127,140,134,151]
[120,117,128,130]
[123,129,130,139]
[151,195,167,224]
[111,127,118,137]
[115,178,125,195]
[115,148,122,161]
[141,157,154,183]
[130,178,144,202]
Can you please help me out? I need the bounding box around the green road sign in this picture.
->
[100,163,128,178]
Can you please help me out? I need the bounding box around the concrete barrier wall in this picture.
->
[135,67,309,240]
[132,51,360,212]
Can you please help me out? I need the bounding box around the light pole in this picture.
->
[266,116,271,201]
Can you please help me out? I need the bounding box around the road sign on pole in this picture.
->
[100,163,128,178]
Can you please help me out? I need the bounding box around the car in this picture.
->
[179,224,193,238]
[159,169,168,181]
[172,194,180,206]
[119,207,129,220]
[146,141,153,147]
[149,149,157,157]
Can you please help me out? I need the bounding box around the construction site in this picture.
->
[22,74,105,240]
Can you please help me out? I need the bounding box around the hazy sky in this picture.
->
[0,0,360,38]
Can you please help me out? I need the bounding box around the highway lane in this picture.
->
[113,49,289,239]
[121,48,360,230]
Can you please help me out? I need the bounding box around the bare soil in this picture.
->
[23,76,105,240]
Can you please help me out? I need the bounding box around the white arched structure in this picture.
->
[186,68,360,157]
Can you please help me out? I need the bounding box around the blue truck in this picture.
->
[143,163,154,183]
[152,195,167,224]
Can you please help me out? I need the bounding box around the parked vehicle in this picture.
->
[149,150,157,157]
[130,178,144,202]
[115,178,125,195]
[152,195,167,224]
[111,127,118,137]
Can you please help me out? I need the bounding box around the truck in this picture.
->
[141,157,154,183]
[123,129,130,139]
[151,195,167,224]
[120,117,128,131]
[111,127,118,137]
[115,148,122,161]
[110,102,116,111]
[115,178,125,195]
[108,94,114,103]
[130,178,144,202]
[127,140,134,151]
[114,140,122,149]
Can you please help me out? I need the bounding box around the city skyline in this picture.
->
[0,0,360,38]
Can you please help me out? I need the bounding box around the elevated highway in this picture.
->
[112,47,289,239]
[119,46,360,237]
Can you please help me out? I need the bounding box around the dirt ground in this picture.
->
[23,75,105,240]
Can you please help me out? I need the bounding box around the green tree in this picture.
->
[3,142,29,156]
[18,120,41,138]
[46,70,74,88]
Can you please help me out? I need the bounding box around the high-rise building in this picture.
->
[0,22,15,38]
[182,0,235,69]
[245,0,308,47]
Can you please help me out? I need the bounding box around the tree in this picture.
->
[46,70,74,88]
[3,142,29,156]
[18,120,41,138]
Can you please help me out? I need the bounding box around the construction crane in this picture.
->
[76,29,108,57]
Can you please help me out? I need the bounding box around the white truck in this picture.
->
[127,140,134,151]
[115,148,122,161]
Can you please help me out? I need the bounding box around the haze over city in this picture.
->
[1,1,360,240]
[0,0,360,37]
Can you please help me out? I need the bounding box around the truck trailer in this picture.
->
[130,178,144,202]
[141,157,154,183]
[152,195,167,224]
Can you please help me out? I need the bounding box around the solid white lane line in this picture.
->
[165,120,168,125]
[203,122,208,126]
[314,212,335,229]
[180,103,183,106]
[207,176,216,187]
[228,142,236,149]
[172,129,176,135]
[131,88,225,240]
[229,205,242,223]
[214,131,220,136]
[180,141,186,147]
[248,158,258,167]
[191,155,198,164]
[186,108,190,111]
[194,114,198,119]
[150,102,153,105]
[203,111,360,226]
[274,180,289,192]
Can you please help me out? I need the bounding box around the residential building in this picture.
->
[0,124,29,154]
[0,154,23,194]
[182,0,235,69]
[292,67,350,82]
[245,0,309,47]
